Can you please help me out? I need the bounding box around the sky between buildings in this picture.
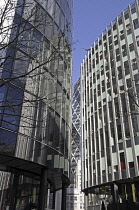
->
[73,0,134,85]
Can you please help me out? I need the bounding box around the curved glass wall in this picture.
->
[81,0,139,208]
[67,79,85,210]
[0,0,73,190]
[71,79,81,174]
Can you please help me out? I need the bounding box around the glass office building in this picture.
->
[71,79,81,175]
[0,0,73,209]
[66,79,85,210]
[81,1,139,209]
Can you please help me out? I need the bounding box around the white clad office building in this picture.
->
[81,1,139,209]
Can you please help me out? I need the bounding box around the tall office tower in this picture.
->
[66,78,84,210]
[81,1,139,209]
[0,0,73,209]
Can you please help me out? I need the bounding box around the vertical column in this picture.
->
[55,190,62,210]
[38,168,48,210]
[52,191,55,209]
[131,184,136,202]
[111,184,119,210]
[9,172,20,210]
[47,188,50,208]
[61,183,67,210]
[32,187,36,204]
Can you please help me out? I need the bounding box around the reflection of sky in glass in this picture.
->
[0,0,73,180]
[0,92,4,125]
[71,79,81,174]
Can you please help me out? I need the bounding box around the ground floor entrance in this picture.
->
[0,169,67,210]
[85,178,139,210]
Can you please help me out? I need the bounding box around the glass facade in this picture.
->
[0,0,73,209]
[81,1,139,209]
[71,79,81,175]
[67,79,85,210]
[0,171,40,209]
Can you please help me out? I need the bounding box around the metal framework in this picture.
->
[67,79,85,210]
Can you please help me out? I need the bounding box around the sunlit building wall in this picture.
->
[67,79,85,210]
[81,1,139,209]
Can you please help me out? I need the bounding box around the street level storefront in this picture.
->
[84,177,139,210]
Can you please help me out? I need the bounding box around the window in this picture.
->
[131,5,136,14]
[136,35,139,46]
[126,139,131,147]
[116,48,120,55]
[120,30,124,40]
[108,30,111,36]
[114,34,118,41]
[104,43,107,52]
[119,142,123,150]
[96,52,99,64]
[120,30,124,35]
[18,23,31,52]
[117,124,122,140]
[120,152,126,170]
[126,78,131,88]
[114,165,118,172]
[113,23,116,30]
[129,43,134,52]
[31,30,42,57]
[114,40,118,45]
[120,34,125,40]
[54,2,60,25]
[118,18,122,25]
[47,0,55,16]
[97,74,100,80]
[129,162,134,168]
[125,13,129,20]
[124,61,129,68]
[132,58,138,70]
[103,35,106,41]
[99,40,102,45]
[93,59,95,68]
[126,24,131,35]
[116,55,120,62]
[101,65,104,71]
[124,61,129,75]
[135,137,139,145]
[133,18,139,29]
[100,54,103,60]
[118,66,122,79]
[109,44,113,50]
[74,196,77,201]
[122,45,127,57]
[109,36,112,44]
[35,6,46,33]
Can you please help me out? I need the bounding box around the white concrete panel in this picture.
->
[126,148,133,162]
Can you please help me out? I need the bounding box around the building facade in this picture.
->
[66,79,85,210]
[0,0,73,209]
[81,1,139,209]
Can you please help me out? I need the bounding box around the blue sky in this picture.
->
[73,0,134,85]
